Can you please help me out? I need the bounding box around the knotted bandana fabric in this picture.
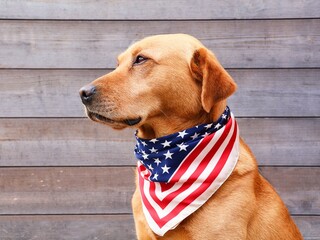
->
[134,106,239,236]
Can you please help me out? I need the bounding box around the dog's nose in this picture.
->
[79,85,96,104]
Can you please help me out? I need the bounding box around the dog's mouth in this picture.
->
[87,111,142,126]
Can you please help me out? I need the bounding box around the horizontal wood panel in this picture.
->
[0,20,319,68]
[259,167,320,215]
[228,69,320,117]
[4,214,316,238]
[1,118,319,166]
[0,167,318,215]
[1,0,319,20]
[0,215,318,240]
[241,118,320,166]
[1,69,319,117]
[0,215,136,240]
[0,167,135,214]
[293,216,320,240]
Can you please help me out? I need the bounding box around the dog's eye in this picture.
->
[133,55,148,65]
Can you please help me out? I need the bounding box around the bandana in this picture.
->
[134,106,239,236]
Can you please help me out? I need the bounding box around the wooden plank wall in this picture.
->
[0,1,319,239]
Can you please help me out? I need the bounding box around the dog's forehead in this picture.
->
[118,34,203,62]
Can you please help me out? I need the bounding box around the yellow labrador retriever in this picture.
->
[79,34,302,239]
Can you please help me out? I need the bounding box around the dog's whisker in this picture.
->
[159,109,169,119]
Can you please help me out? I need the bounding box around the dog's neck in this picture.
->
[137,101,228,139]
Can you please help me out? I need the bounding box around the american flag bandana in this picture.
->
[134,106,239,236]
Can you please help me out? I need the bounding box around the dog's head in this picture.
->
[80,34,236,138]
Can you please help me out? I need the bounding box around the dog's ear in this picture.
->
[190,48,237,113]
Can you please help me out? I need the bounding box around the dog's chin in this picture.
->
[86,110,142,129]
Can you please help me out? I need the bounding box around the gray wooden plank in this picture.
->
[0,215,317,240]
[259,167,320,215]
[0,118,136,166]
[228,69,320,117]
[0,215,136,240]
[0,167,318,215]
[239,118,320,166]
[293,216,320,240]
[1,118,319,166]
[0,20,319,68]
[0,0,319,20]
[0,69,102,118]
[0,167,135,214]
[1,69,319,117]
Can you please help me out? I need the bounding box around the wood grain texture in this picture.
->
[0,118,137,166]
[259,167,320,215]
[1,69,319,117]
[0,215,317,240]
[228,69,320,117]
[0,20,319,68]
[241,118,320,166]
[0,167,135,214]
[0,167,318,215]
[293,216,320,240]
[0,215,136,240]
[0,0,319,20]
[1,118,319,166]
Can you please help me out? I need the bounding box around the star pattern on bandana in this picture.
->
[177,143,188,151]
[135,106,231,182]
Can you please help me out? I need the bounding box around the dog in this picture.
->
[79,34,302,239]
